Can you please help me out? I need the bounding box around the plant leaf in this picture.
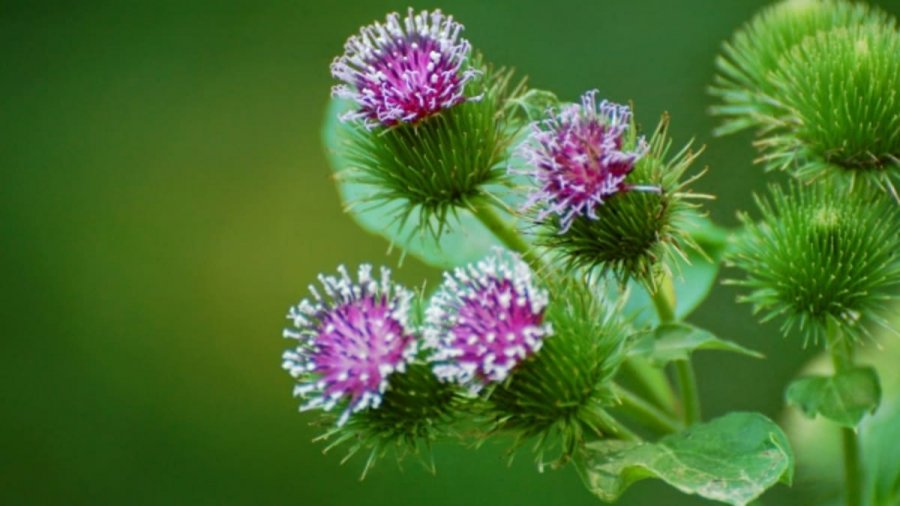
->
[629,322,763,366]
[578,412,794,506]
[786,367,881,428]
[863,398,900,505]
[321,98,503,269]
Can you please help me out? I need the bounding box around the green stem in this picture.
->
[601,414,641,442]
[674,360,701,426]
[650,275,677,324]
[828,325,862,506]
[613,383,683,435]
[470,199,539,268]
[648,274,702,425]
[621,357,679,415]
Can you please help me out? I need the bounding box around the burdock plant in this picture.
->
[276,4,900,506]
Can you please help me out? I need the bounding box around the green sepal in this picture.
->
[786,367,881,428]
[629,322,763,366]
[315,363,464,479]
[577,412,794,506]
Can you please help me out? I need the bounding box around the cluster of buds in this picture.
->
[284,6,736,475]
[275,5,900,506]
[283,249,626,468]
[713,0,900,344]
[295,0,900,471]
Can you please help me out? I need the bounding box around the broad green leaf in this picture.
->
[786,367,881,428]
[578,412,794,506]
[618,214,731,327]
[321,98,503,269]
[629,323,763,366]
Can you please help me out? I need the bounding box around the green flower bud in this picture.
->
[728,183,900,345]
[710,0,891,136]
[485,276,629,467]
[760,24,900,198]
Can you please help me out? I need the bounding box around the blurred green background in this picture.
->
[3,1,898,504]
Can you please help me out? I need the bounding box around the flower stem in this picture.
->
[674,360,701,426]
[612,383,683,435]
[828,325,862,506]
[650,275,677,323]
[469,199,540,268]
[621,357,679,415]
[648,274,702,426]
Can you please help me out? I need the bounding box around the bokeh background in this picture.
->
[3,1,899,505]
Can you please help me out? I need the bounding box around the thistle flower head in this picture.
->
[760,23,900,198]
[331,57,524,238]
[425,249,552,391]
[487,276,629,465]
[283,265,417,426]
[524,108,704,288]
[518,90,652,233]
[331,8,479,128]
[729,184,900,344]
[709,0,892,136]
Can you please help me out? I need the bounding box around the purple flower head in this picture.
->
[518,90,656,232]
[331,8,480,128]
[282,265,417,426]
[425,250,553,392]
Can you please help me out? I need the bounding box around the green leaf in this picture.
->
[321,98,503,269]
[629,323,763,366]
[863,399,900,505]
[578,412,794,506]
[786,367,881,428]
[618,214,730,327]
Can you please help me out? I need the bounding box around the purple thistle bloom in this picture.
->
[282,265,417,426]
[331,8,480,128]
[518,90,656,232]
[425,250,552,391]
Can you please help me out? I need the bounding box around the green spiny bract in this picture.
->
[710,0,892,136]
[340,58,525,237]
[539,114,704,291]
[485,276,629,468]
[758,23,900,198]
[317,363,462,477]
[728,183,900,345]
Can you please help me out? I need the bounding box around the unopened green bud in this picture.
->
[760,23,900,198]
[729,183,900,344]
[710,0,891,136]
